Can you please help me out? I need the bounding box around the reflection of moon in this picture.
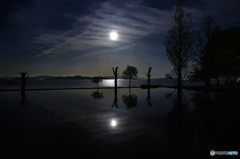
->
[110,119,117,127]
[109,31,118,41]
[102,79,114,87]
[210,150,215,156]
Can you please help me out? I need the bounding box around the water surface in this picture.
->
[0,88,239,158]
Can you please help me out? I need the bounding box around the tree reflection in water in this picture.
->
[166,89,240,158]
[146,88,152,107]
[112,87,119,108]
[165,88,205,158]
[112,67,119,108]
[122,88,138,109]
[21,91,29,106]
[20,71,30,106]
[191,91,240,151]
[91,90,104,99]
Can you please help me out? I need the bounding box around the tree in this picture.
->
[91,76,103,90]
[146,65,152,107]
[206,28,240,84]
[192,15,219,86]
[199,27,221,85]
[165,0,196,89]
[146,65,152,87]
[20,71,30,105]
[112,67,119,89]
[192,27,240,86]
[112,67,119,108]
[203,15,217,41]
[20,71,30,92]
[122,65,138,88]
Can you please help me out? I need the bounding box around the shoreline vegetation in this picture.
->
[1,84,240,93]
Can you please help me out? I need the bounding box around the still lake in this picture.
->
[0,79,200,90]
[0,81,239,158]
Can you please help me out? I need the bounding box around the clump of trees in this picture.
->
[191,17,240,86]
[165,0,240,87]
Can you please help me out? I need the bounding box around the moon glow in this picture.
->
[110,119,117,127]
[109,31,118,41]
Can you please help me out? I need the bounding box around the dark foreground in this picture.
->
[0,88,239,159]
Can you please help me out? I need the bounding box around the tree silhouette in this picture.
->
[165,0,196,89]
[91,76,103,90]
[112,67,119,108]
[146,65,152,88]
[20,71,30,105]
[112,67,119,89]
[203,15,217,41]
[192,27,240,86]
[20,71,29,91]
[122,65,138,88]
[191,15,219,86]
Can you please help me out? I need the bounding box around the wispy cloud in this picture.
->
[33,1,174,58]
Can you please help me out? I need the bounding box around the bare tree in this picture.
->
[112,67,119,108]
[112,67,119,89]
[165,0,196,89]
[20,71,30,105]
[146,64,152,87]
[20,71,30,92]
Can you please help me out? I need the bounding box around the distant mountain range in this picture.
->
[0,75,151,81]
[0,75,107,81]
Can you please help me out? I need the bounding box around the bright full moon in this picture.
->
[109,31,118,41]
[110,119,117,127]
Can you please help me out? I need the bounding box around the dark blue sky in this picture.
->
[1,0,240,77]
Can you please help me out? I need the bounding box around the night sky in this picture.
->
[1,0,240,77]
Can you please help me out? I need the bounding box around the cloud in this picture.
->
[33,1,174,58]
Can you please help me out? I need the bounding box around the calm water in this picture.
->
[0,88,239,158]
[0,79,201,90]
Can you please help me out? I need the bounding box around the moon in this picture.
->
[109,31,118,41]
[110,119,117,127]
